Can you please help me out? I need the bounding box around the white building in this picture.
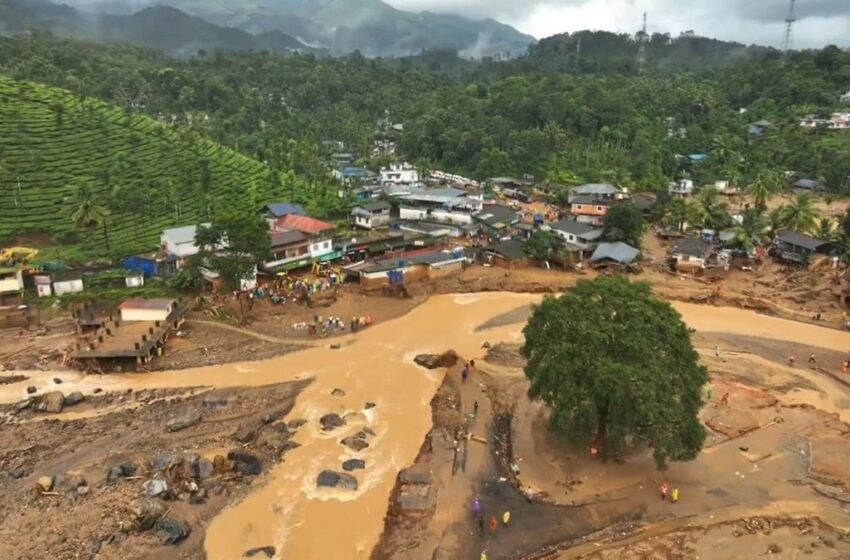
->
[119,298,175,322]
[380,162,419,185]
[840,91,850,104]
[398,187,483,225]
[53,271,84,296]
[548,221,603,251]
[669,179,694,197]
[161,224,210,268]
[0,268,24,307]
[350,201,391,229]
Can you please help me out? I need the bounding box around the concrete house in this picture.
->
[568,183,623,203]
[670,238,713,271]
[398,188,483,225]
[53,271,84,296]
[262,202,307,230]
[569,196,613,227]
[548,221,603,251]
[380,162,419,185]
[161,224,209,269]
[263,230,311,271]
[119,298,175,322]
[474,204,522,240]
[590,242,640,267]
[669,179,695,197]
[775,230,833,264]
[0,267,24,307]
[351,201,392,230]
[274,215,336,260]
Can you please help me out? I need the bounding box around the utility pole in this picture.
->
[636,12,648,74]
[783,0,796,54]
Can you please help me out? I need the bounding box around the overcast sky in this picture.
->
[386,0,850,49]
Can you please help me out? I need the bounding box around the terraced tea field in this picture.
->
[0,75,281,256]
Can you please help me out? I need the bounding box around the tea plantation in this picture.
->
[0,75,284,257]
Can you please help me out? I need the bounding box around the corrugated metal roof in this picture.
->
[590,242,639,265]
[265,202,306,218]
[277,215,334,235]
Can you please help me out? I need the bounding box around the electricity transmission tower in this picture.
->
[636,12,648,74]
[783,0,796,54]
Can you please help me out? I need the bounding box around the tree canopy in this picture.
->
[521,277,708,468]
[196,209,271,292]
[602,203,644,247]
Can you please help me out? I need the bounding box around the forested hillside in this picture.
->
[0,74,342,256]
[0,32,848,255]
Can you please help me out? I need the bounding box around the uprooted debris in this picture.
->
[414,350,459,369]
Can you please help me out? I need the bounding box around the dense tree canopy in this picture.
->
[196,209,271,292]
[521,277,708,468]
[602,203,645,247]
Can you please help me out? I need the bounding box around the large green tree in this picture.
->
[602,203,645,247]
[69,180,111,248]
[524,230,558,263]
[522,277,708,468]
[196,209,271,293]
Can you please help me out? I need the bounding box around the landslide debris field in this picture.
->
[1,293,850,559]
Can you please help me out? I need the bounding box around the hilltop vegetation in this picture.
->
[0,74,343,257]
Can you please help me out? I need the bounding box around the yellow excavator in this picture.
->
[0,247,38,266]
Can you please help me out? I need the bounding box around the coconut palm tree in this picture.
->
[731,208,769,251]
[782,193,820,234]
[766,205,787,238]
[686,187,731,230]
[747,170,780,212]
[813,217,836,241]
[69,181,111,248]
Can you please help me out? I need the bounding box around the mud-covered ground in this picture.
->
[0,380,309,560]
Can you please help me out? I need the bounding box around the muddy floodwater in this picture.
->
[4,293,850,559]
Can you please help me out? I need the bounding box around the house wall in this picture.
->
[674,254,706,271]
[54,279,84,296]
[309,239,334,258]
[0,270,24,294]
[36,284,52,298]
[126,276,145,288]
[427,260,465,278]
[551,230,590,250]
[120,306,172,322]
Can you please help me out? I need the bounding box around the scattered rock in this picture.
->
[14,399,32,412]
[232,426,258,444]
[228,450,262,476]
[37,475,54,492]
[360,427,376,437]
[53,377,62,384]
[364,402,376,410]
[64,392,85,406]
[342,459,365,471]
[481,341,491,349]
[63,474,87,490]
[413,350,458,369]
[77,485,90,496]
[128,498,166,531]
[197,458,214,479]
[143,476,169,498]
[88,537,101,555]
[767,544,782,554]
[316,470,358,491]
[153,517,191,545]
[272,422,290,434]
[165,410,201,432]
[260,411,280,424]
[93,388,103,394]
[329,344,341,350]
[202,390,230,408]
[8,469,25,479]
[26,386,37,395]
[320,413,345,431]
[340,437,369,452]
[34,391,65,413]
[287,419,307,429]
[244,546,276,558]
[213,455,233,473]
[331,388,346,397]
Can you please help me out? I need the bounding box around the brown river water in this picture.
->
[4,293,850,558]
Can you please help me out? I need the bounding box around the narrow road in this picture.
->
[187,319,317,345]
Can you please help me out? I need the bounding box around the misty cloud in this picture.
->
[386,0,850,49]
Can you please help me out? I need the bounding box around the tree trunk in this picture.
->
[593,405,609,461]
[102,223,110,249]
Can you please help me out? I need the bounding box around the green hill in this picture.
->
[0,74,284,257]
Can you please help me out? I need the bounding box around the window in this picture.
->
[596,206,603,211]
[323,241,330,249]
[575,205,583,211]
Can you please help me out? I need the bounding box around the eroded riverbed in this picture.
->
[4,293,850,559]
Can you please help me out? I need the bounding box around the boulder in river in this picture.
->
[342,459,365,471]
[228,450,262,476]
[128,497,165,531]
[244,546,276,558]
[364,402,376,410]
[319,413,345,431]
[340,437,369,452]
[165,410,201,432]
[232,425,258,444]
[26,386,36,395]
[37,475,54,492]
[331,388,346,397]
[153,516,191,545]
[35,391,65,413]
[413,350,459,369]
[316,470,358,491]
[52,377,62,384]
[143,476,170,498]
[64,391,84,406]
